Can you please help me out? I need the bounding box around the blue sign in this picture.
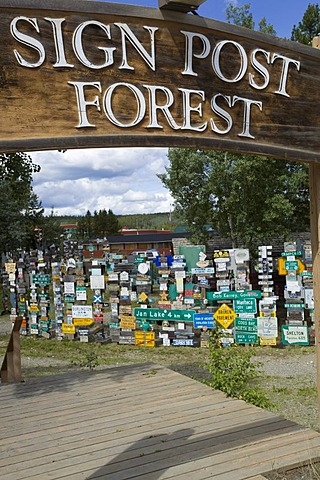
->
[193,314,215,329]
[93,294,103,303]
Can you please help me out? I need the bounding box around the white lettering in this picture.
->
[115,23,157,71]
[73,21,115,69]
[68,81,102,128]
[180,30,211,76]
[44,18,74,68]
[179,88,207,131]
[103,82,146,127]
[210,94,233,134]
[232,96,263,139]
[271,53,301,97]
[249,49,271,90]
[144,85,180,129]
[212,40,248,83]
[10,17,45,68]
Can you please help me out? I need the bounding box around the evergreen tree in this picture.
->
[106,209,121,236]
[291,3,320,45]
[226,3,276,35]
[0,153,42,255]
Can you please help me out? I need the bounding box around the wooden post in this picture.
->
[0,317,23,383]
[309,163,320,420]
[310,36,320,421]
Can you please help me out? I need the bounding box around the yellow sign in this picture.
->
[135,331,155,347]
[214,304,237,329]
[62,324,76,334]
[278,257,305,275]
[160,291,168,301]
[5,262,16,274]
[120,318,136,329]
[29,305,39,312]
[73,318,94,326]
[259,337,277,346]
[139,292,148,303]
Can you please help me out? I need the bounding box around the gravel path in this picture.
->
[255,352,317,379]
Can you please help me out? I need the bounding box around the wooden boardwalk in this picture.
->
[0,363,320,480]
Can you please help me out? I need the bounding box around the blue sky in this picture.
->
[31,0,312,216]
[105,0,310,39]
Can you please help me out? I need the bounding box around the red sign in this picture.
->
[94,313,103,323]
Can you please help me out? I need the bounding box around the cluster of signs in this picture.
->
[279,242,313,346]
[4,240,314,347]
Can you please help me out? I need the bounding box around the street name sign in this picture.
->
[208,290,262,301]
[134,308,194,322]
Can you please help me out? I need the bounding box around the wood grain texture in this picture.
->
[0,363,319,480]
[1,0,320,162]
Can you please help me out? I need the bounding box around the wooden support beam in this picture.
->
[309,163,320,419]
[0,317,23,383]
[310,36,320,421]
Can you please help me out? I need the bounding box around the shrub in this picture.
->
[206,335,271,408]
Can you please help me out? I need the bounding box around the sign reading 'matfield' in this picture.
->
[1,0,320,161]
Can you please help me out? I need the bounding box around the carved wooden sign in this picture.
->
[1,0,320,162]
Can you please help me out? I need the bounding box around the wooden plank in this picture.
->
[0,397,274,450]
[0,364,319,480]
[0,420,303,480]
[0,418,298,473]
[0,403,273,463]
[9,428,319,480]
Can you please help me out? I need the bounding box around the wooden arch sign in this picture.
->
[1,0,320,162]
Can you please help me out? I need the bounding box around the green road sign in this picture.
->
[235,333,258,344]
[281,251,302,257]
[301,271,313,277]
[134,257,145,264]
[134,308,194,322]
[284,303,305,309]
[234,317,258,333]
[207,290,262,301]
[235,317,258,344]
[233,298,257,314]
[32,274,50,286]
[284,260,299,271]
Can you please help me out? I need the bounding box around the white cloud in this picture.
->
[30,147,174,216]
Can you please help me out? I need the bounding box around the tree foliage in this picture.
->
[226,2,276,35]
[291,3,320,45]
[159,149,309,251]
[78,209,121,239]
[0,153,43,255]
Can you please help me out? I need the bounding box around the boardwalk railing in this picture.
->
[0,317,22,383]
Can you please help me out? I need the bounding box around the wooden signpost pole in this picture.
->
[310,37,320,421]
[309,163,320,420]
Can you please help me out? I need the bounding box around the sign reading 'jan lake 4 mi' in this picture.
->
[1,0,320,161]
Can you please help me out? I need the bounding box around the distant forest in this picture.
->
[58,211,182,231]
